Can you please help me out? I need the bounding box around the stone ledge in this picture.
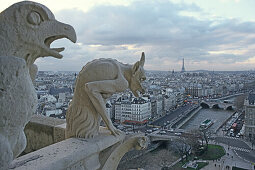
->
[13,116,148,170]
[11,129,125,170]
[24,115,66,154]
[29,115,66,126]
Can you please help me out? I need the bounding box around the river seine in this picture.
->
[181,108,233,132]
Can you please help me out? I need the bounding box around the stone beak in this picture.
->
[42,20,77,59]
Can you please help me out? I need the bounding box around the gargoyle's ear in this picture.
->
[132,52,145,75]
[132,61,140,75]
[140,52,145,67]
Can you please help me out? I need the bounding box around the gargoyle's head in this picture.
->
[0,1,77,66]
[134,136,148,150]
[130,52,146,97]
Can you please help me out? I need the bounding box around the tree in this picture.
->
[172,137,191,162]
[171,129,212,161]
[200,129,212,150]
[188,129,212,151]
[187,129,203,153]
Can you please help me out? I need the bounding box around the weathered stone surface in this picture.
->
[23,115,66,154]
[66,53,146,139]
[54,123,66,143]
[10,128,148,170]
[0,1,76,169]
[0,1,77,81]
[0,56,37,169]
[100,134,148,170]
[21,115,149,169]
[10,129,126,170]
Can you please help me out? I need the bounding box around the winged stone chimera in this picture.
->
[0,1,76,169]
[66,52,146,139]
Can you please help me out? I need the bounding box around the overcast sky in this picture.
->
[2,0,255,71]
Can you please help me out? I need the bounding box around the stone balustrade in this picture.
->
[10,115,148,170]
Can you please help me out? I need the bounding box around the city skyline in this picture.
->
[1,0,255,71]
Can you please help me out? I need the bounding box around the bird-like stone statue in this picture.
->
[0,1,77,81]
[0,1,76,169]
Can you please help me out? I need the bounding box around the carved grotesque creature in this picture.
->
[0,1,77,81]
[0,1,76,169]
[66,52,146,138]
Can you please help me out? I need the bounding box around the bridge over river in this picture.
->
[200,100,234,110]
[148,134,178,142]
[200,93,245,110]
[148,131,200,142]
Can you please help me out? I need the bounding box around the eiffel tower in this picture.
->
[181,58,185,72]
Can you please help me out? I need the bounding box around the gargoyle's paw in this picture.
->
[87,134,94,138]
[110,128,123,136]
[77,132,86,138]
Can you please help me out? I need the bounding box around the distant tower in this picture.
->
[181,58,186,72]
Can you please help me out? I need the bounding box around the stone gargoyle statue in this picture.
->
[0,1,76,169]
[66,52,146,138]
[0,1,76,82]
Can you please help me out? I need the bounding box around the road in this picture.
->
[215,136,250,149]
[134,104,194,133]
[215,136,255,163]
[150,104,193,127]
[235,150,255,163]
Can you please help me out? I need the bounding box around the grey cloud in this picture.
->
[55,1,204,46]
[37,0,255,71]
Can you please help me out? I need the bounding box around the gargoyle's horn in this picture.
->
[140,52,145,67]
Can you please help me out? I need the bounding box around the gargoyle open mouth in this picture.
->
[43,22,77,59]
[44,35,70,59]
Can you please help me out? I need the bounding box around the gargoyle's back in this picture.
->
[78,58,121,83]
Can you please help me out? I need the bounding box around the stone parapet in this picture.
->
[23,115,66,154]
[11,128,148,170]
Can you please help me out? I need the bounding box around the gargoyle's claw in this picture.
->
[110,127,123,136]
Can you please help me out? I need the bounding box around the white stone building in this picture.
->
[114,96,151,124]
[106,102,113,119]
[163,93,176,112]
[156,95,163,117]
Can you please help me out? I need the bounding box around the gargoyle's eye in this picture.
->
[140,77,146,82]
[27,11,41,25]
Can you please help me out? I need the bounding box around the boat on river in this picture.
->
[200,119,213,130]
